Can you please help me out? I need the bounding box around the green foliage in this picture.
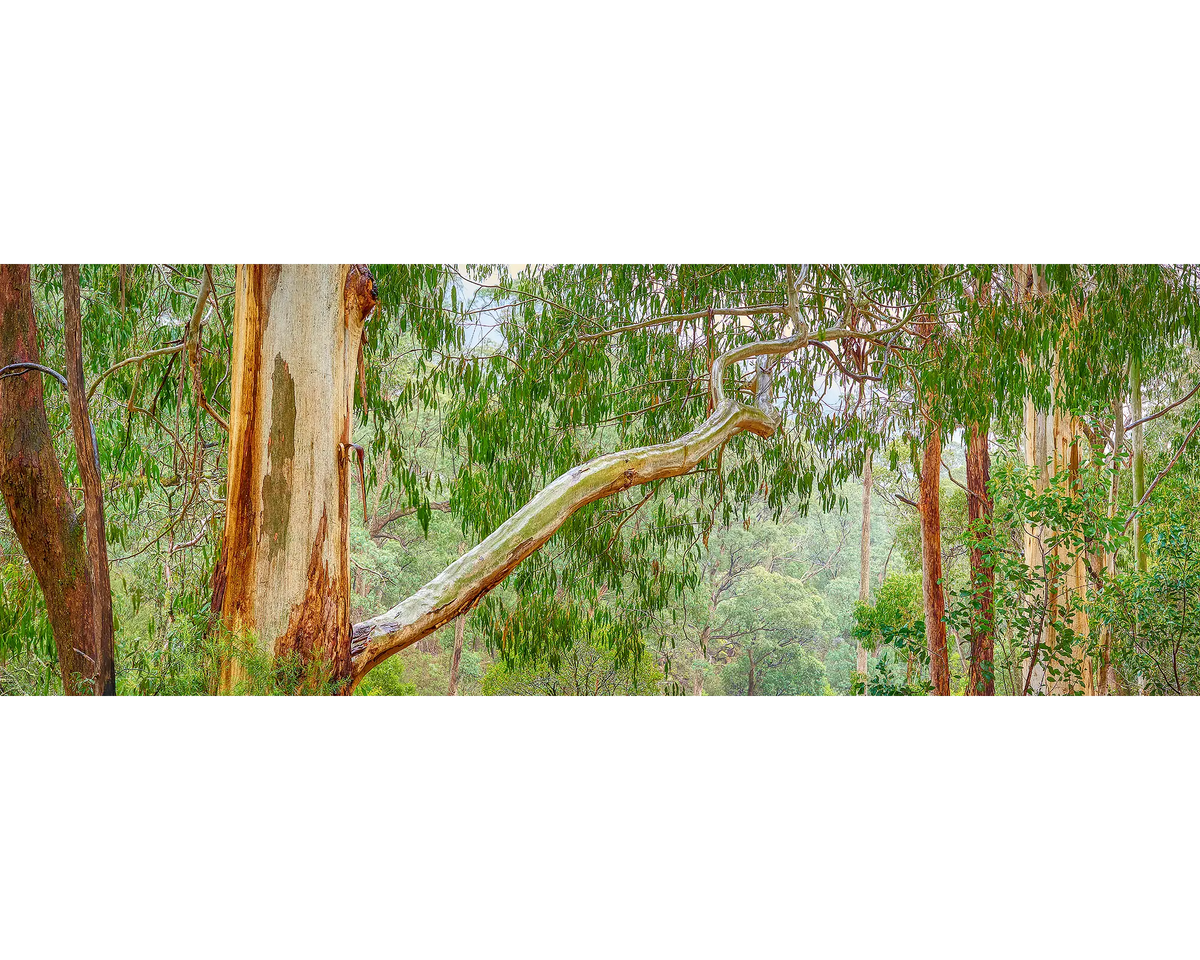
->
[8,263,1200,695]
[482,635,664,696]
[0,559,54,662]
[355,655,418,696]
[852,574,929,695]
[1094,478,1200,694]
[720,645,830,696]
[949,446,1126,694]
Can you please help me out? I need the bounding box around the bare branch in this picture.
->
[1125,380,1200,432]
[86,343,183,401]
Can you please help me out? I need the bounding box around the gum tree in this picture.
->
[9,262,1196,695]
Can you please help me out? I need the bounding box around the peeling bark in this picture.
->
[217,265,376,693]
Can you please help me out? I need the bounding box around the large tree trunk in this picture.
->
[214,265,377,693]
[0,264,103,694]
[965,423,995,695]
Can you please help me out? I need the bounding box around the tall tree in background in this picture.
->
[964,421,994,695]
[964,274,995,695]
[917,304,950,696]
[62,264,115,695]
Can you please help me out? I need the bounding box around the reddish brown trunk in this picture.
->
[0,264,101,694]
[917,305,950,697]
[965,422,995,695]
[63,265,116,696]
[921,426,950,696]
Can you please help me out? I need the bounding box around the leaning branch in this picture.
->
[349,331,816,682]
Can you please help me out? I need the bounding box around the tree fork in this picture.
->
[0,264,102,694]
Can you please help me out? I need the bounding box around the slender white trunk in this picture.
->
[857,449,872,693]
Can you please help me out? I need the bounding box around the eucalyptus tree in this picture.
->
[1,264,232,693]
[212,262,995,693]
[946,264,1200,694]
[11,262,1196,696]
[0,265,107,694]
[661,505,849,695]
[4,264,921,693]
